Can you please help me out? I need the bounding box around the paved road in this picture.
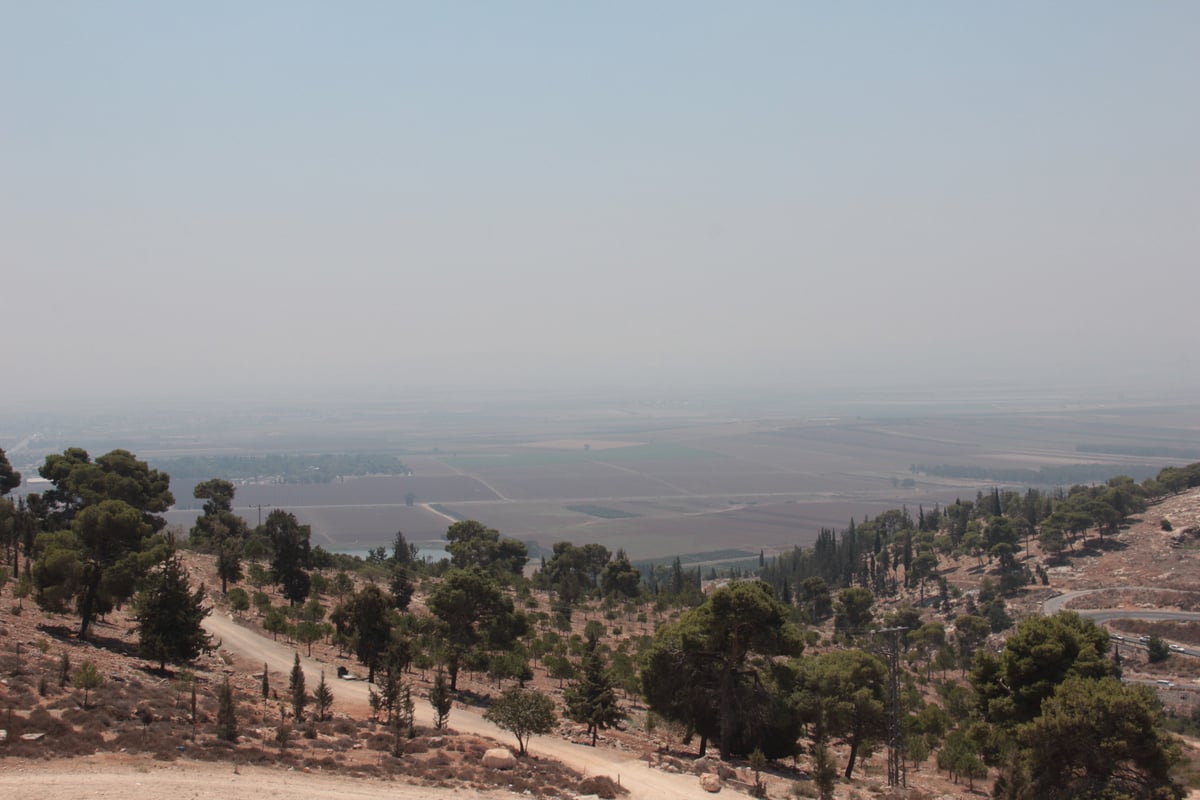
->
[1041,587,1200,657]
[203,613,714,800]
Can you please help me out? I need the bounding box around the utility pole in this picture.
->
[873,626,908,788]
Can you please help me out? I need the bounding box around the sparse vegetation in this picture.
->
[4,437,1200,799]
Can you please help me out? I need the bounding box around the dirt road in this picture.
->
[203,613,714,800]
[0,757,513,800]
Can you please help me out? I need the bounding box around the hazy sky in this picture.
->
[3,2,1198,409]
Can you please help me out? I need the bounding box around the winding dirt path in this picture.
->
[202,613,713,800]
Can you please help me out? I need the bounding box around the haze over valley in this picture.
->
[6,386,1200,564]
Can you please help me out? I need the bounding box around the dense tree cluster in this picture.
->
[761,463,1190,608]
[446,520,528,578]
[428,564,526,690]
[642,581,804,759]
[155,452,411,491]
[536,542,642,613]
[975,614,1183,799]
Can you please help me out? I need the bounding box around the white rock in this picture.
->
[482,747,517,770]
[700,773,722,792]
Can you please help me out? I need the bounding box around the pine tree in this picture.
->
[215,528,245,595]
[261,662,270,700]
[289,652,307,721]
[563,633,626,746]
[313,671,333,721]
[216,677,238,742]
[134,550,213,671]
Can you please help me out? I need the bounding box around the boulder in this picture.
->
[482,747,517,770]
[700,773,722,793]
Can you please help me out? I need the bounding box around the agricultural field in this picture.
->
[436,489,971,560]
[163,502,453,553]
[229,475,499,506]
[12,395,1200,562]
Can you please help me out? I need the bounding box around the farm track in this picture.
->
[437,458,511,501]
[421,502,460,524]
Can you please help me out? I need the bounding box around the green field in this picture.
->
[564,504,640,519]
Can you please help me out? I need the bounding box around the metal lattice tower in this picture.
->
[873,626,908,787]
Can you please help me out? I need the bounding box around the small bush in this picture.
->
[366,732,392,751]
[1147,636,1171,663]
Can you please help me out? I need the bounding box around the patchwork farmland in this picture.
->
[141,401,1200,562]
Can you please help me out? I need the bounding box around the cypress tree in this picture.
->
[289,652,307,721]
[429,668,452,729]
[134,550,212,671]
[313,671,333,721]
